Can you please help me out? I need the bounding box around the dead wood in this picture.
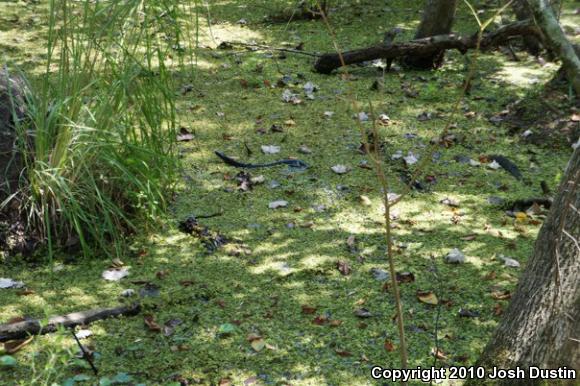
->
[0,303,141,342]
[314,21,541,74]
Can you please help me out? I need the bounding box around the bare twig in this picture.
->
[72,329,98,376]
[220,41,320,57]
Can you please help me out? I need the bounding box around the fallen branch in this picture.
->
[0,303,141,342]
[219,41,320,58]
[314,20,541,74]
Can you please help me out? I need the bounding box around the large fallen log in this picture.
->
[314,21,542,74]
[0,303,141,342]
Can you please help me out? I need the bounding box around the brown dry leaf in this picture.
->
[284,119,296,126]
[219,378,232,386]
[384,339,395,352]
[4,336,33,354]
[144,314,162,332]
[484,271,497,280]
[329,320,343,327]
[312,315,328,325]
[16,288,35,296]
[336,260,352,276]
[179,279,195,287]
[155,270,169,279]
[461,234,477,241]
[247,333,261,342]
[301,305,317,315]
[335,349,352,357]
[432,348,448,360]
[396,272,415,284]
[491,290,512,300]
[417,290,438,305]
[493,303,504,315]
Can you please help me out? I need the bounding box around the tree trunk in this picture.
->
[403,0,458,69]
[471,147,580,385]
[528,0,580,95]
[512,0,542,55]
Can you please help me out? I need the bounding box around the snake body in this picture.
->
[215,151,309,169]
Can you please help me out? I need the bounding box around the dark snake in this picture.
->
[215,151,309,169]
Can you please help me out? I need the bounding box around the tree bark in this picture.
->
[528,0,580,95]
[471,147,580,385]
[512,0,542,55]
[403,0,458,69]
[314,21,540,74]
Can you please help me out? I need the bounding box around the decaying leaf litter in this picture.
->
[0,0,578,384]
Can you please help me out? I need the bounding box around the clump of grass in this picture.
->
[4,0,188,259]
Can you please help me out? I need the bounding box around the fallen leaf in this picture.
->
[484,271,497,280]
[176,127,194,142]
[163,319,183,336]
[261,145,281,154]
[0,278,24,289]
[155,270,169,279]
[331,165,350,174]
[445,248,465,264]
[384,340,395,352]
[371,268,389,282]
[335,349,352,357]
[250,338,265,352]
[301,305,317,314]
[336,260,352,276]
[102,268,129,281]
[359,195,372,206]
[217,323,236,336]
[354,308,372,318]
[312,315,328,325]
[498,254,520,268]
[395,271,415,284]
[440,198,460,207]
[144,315,162,332]
[431,348,448,360]
[403,152,418,166]
[329,320,343,327]
[268,200,288,209]
[417,290,438,305]
[491,290,511,300]
[219,378,232,386]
